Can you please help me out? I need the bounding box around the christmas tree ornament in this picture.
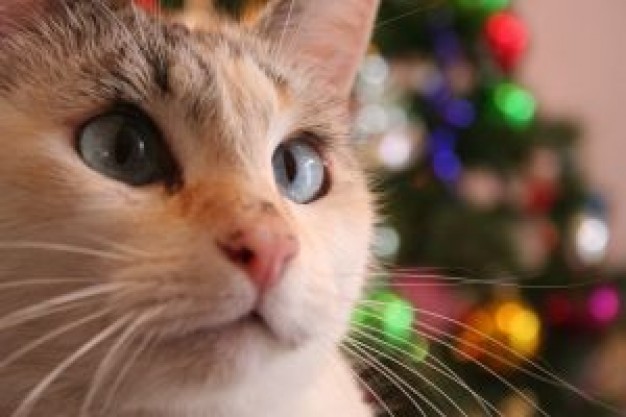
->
[522,178,559,215]
[455,0,510,14]
[492,82,536,128]
[455,298,542,371]
[587,285,621,326]
[433,148,463,183]
[458,168,505,209]
[544,293,576,327]
[429,127,463,183]
[485,12,529,71]
[372,225,401,259]
[134,0,158,12]
[442,98,476,128]
[481,0,511,13]
[571,212,610,267]
[353,289,416,349]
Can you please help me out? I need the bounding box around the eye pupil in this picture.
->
[272,137,329,204]
[283,150,297,183]
[78,108,174,187]
[114,134,137,166]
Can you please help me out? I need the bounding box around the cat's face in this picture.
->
[0,0,378,413]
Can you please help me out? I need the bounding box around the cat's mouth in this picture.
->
[153,308,277,347]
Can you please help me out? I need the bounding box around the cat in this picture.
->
[0,0,380,416]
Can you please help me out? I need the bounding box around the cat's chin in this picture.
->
[133,310,300,387]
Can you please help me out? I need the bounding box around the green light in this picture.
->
[481,0,510,12]
[494,82,536,128]
[371,291,415,346]
[456,0,509,12]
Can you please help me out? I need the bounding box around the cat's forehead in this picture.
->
[0,2,346,144]
[149,25,285,132]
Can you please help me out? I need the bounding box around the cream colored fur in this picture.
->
[0,1,379,416]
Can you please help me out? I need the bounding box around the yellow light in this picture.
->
[508,308,541,354]
[495,302,523,333]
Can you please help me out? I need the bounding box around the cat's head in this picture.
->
[0,0,378,413]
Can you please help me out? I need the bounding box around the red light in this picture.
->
[134,0,159,13]
[485,12,528,71]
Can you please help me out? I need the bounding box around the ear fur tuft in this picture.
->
[256,0,380,97]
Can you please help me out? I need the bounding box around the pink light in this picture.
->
[588,286,621,324]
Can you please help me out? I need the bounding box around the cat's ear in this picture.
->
[255,0,380,97]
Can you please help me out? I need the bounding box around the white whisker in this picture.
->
[80,309,159,416]
[100,332,155,415]
[348,332,474,417]
[356,303,550,417]
[359,298,602,401]
[0,278,95,291]
[343,342,426,416]
[10,314,134,417]
[341,346,399,417]
[0,241,131,261]
[0,283,126,332]
[0,307,113,372]
[352,322,500,417]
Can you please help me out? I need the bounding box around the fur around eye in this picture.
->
[77,108,176,187]
[272,137,330,204]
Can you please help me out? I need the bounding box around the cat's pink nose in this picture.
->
[218,214,299,291]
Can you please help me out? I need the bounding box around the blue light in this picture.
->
[433,149,462,183]
[429,127,457,154]
[443,99,476,128]
[423,73,451,106]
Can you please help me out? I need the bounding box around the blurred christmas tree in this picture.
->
[152,0,626,415]
[352,1,626,416]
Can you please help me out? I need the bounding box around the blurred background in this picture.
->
[153,0,626,415]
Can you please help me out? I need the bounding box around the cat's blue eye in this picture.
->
[272,138,328,204]
[77,110,174,186]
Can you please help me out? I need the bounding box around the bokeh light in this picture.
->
[494,82,536,128]
[588,286,621,324]
[575,215,610,265]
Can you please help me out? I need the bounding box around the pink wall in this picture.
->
[518,1,626,265]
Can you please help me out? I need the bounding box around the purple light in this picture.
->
[429,127,457,154]
[433,149,462,183]
[588,286,621,324]
[423,74,451,106]
[443,99,476,128]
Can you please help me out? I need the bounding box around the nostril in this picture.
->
[221,244,255,266]
[216,210,299,290]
